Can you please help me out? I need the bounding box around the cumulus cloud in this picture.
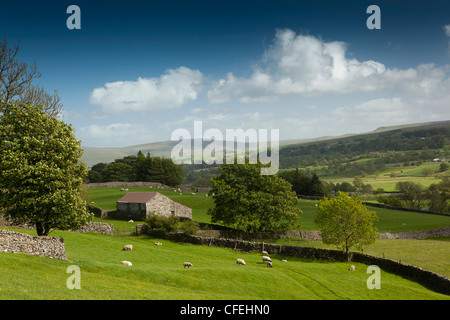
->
[90,66,203,114]
[445,24,450,53]
[78,123,153,147]
[207,29,449,104]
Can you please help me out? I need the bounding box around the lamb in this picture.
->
[122,244,133,251]
[183,262,193,268]
[262,256,272,262]
[236,258,246,266]
[154,241,163,246]
[267,261,273,267]
[349,265,356,271]
[121,261,132,266]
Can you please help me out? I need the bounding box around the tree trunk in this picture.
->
[36,221,50,236]
[345,245,351,262]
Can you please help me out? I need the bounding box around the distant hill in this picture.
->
[81,141,179,167]
[81,120,450,167]
[279,120,450,169]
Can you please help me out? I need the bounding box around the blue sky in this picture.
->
[1,0,450,147]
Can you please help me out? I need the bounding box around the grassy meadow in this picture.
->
[1,229,449,300]
[1,186,449,300]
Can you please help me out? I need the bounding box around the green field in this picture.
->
[0,229,448,300]
[1,186,449,300]
[317,160,448,192]
[88,187,450,233]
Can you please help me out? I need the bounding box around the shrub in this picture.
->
[180,219,200,235]
[146,214,180,232]
[376,195,403,207]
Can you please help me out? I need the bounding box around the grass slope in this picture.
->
[0,229,448,300]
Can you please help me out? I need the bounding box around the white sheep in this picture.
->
[183,262,193,268]
[122,244,133,251]
[281,259,287,263]
[261,250,268,255]
[121,261,132,266]
[191,193,196,196]
[128,219,134,223]
[236,258,246,266]
[349,265,355,271]
[267,261,273,267]
[154,241,162,246]
[262,256,272,262]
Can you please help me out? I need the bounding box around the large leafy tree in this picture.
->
[208,161,302,234]
[315,192,378,261]
[0,103,92,235]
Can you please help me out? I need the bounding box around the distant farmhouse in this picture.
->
[116,192,192,221]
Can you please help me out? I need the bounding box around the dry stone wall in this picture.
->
[0,229,67,260]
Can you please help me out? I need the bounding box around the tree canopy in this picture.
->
[278,169,327,197]
[208,161,302,234]
[0,103,92,235]
[315,192,378,261]
[88,151,184,187]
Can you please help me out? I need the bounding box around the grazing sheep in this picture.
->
[154,241,163,246]
[261,250,268,255]
[267,261,273,267]
[262,256,272,262]
[121,261,132,266]
[183,262,193,268]
[191,193,196,196]
[236,258,246,266]
[281,259,287,263]
[128,219,134,223]
[349,265,355,271]
[122,244,133,251]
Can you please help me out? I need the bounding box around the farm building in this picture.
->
[116,192,192,221]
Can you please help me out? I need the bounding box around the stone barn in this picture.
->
[116,192,192,221]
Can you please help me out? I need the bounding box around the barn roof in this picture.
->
[117,192,158,203]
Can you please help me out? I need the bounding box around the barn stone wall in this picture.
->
[146,193,192,219]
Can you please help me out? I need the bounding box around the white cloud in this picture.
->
[445,24,450,37]
[90,66,203,114]
[78,123,153,147]
[445,24,450,53]
[207,29,450,104]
